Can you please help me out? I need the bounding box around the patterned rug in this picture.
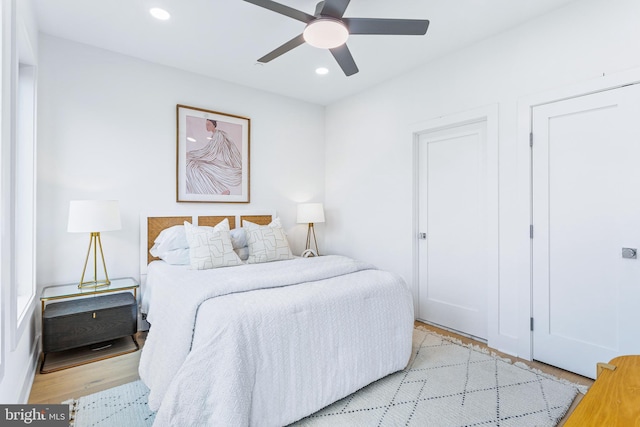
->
[67,328,586,426]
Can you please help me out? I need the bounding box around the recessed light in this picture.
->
[315,67,329,75]
[186,137,196,142]
[150,8,171,21]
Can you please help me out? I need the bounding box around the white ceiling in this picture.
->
[33,0,577,105]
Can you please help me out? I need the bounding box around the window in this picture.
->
[15,61,36,324]
[8,19,38,348]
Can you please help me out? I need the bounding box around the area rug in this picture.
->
[67,328,586,426]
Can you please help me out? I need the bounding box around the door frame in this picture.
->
[410,104,499,345]
[516,67,640,360]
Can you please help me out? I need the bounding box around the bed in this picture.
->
[138,212,414,426]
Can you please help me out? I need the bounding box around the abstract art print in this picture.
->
[177,104,250,202]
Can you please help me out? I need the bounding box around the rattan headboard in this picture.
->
[141,212,274,270]
[146,216,193,265]
[238,215,272,227]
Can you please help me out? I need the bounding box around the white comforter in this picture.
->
[139,255,414,426]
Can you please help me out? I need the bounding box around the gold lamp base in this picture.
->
[78,280,111,289]
[305,222,320,256]
[78,232,112,289]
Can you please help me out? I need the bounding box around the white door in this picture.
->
[418,121,489,340]
[532,83,640,379]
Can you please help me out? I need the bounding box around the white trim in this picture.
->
[516,67,640,360]
[409,104,500,349]
[0,0,9,383]
[17,331,40,404]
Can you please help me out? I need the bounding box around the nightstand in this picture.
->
[40,277,139,373]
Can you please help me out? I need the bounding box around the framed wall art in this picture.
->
[176,104,250,203]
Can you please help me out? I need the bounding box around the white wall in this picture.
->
[324,0,640,356]
[36,36,326,289]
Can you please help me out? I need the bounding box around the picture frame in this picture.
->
[176,105,250,203]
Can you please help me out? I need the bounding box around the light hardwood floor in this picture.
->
[28,323,593,424]
[28,332,147,405]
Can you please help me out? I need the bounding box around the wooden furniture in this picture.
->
[40,277,139,373]
[43,293,136,352]
[564,355,640,426]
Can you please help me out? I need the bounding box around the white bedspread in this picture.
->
[139,255,414,426]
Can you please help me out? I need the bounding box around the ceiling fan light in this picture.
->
[303,18,349,49]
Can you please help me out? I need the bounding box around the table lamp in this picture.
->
[297,203,325,256]
[67,200,121,288]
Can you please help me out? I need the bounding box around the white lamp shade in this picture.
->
[67,200,121,232]
[297,203,325,224]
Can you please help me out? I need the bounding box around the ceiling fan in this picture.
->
[243,0,430,76]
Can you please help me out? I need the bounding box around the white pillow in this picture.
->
[230,227,247,250]
[243,218,293,264]
[234,246,250,261]
[149,225,189,257]
[184,219,243,270]
[157,248,190,265]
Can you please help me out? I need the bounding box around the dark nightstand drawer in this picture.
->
[43,293,136,353]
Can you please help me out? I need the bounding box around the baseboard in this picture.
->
[19,332,41,403]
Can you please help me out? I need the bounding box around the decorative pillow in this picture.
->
[243,217,282,230]
[243,218,293,264]
[149,225,189,257]
[184,219,243,270]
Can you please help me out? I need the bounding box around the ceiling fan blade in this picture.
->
[318,0,351,19]
[243,0,314,23]
[343,18,430,35]
[258,34,306,63]
[330,44,359,76]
